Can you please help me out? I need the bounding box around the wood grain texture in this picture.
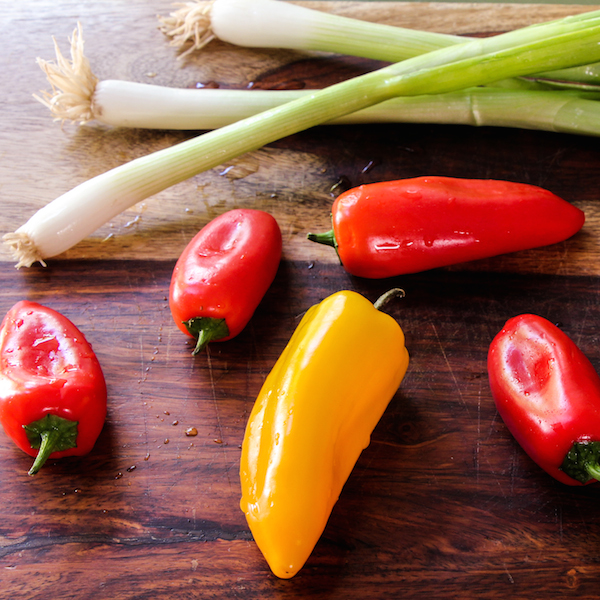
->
[2,2,600,599]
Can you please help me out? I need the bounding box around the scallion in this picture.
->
[37,60,600,136]
[159,0,600,86]
[36,23,600,133]
[158,0,463,61]
[8,10,600,268]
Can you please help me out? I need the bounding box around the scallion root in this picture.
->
[158,1,216,58]
[33,23,98,124]
[3,232,46,269]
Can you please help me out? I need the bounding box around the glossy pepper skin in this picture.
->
[0,301,107,475]
[308,176,585,278]
[170,209,282,354]
[240,290,409,579]
[488,314,600,485]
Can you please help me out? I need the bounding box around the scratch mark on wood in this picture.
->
[205,347,231,487]
[431,322,470,416]
[556,505,564,543]
[476,390,481,483]
[503,563,515,584]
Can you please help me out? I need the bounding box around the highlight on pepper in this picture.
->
[0,300,107,475]
[239,289,409,578]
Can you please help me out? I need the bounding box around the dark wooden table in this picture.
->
[2,1,600,598]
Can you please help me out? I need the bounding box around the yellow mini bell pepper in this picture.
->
[239,290,409,579]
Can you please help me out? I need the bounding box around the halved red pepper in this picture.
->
[169,209,282,354]
[488,314,600,485]
[0,301,107,475]
[308,176,585,278]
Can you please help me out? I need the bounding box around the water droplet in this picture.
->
[330,175,351,196]
[404,188,422,199]
[219,158,259,180]
[361,160,375,174]
[195,80,219,89]
[374,242,401,251]
[124,215,141,228]
[32,334,56,347]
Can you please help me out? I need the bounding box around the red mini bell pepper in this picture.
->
[170,209,282,354]
[488,314,600,485]
[308,176,585,278]
[0,301,107,475]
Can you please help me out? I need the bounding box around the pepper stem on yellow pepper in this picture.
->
[374,288,406,311]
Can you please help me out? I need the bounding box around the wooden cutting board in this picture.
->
[2,2,600,598]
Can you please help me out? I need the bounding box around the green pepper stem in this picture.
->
[306,229,337,248]
[23,414,79,476]
[184,316,230,355]
[585,462,600,481]
[374,288,406,311]
[560,441,600,483]
[28,428,64,476]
